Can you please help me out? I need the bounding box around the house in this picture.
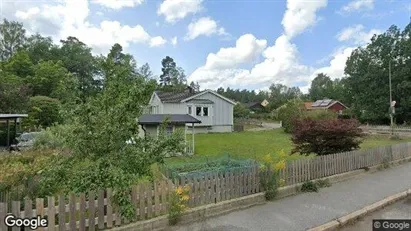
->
[245,101,268,112]
[141,86,236,134]
[304,99,348,114]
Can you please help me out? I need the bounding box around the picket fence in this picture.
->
[0,167,260,231]
[278,142,411,186]
[1,142,411,230]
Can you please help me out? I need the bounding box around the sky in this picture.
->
[1,0,411,93]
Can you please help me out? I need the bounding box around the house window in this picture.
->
[188,106,192,115]
[196,107,202,116]
[166,125,173,136]
[203,107,208,116]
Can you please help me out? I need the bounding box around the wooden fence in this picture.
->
[1,143,411,230]
[278,142,411,186]
[361,125,411,134]
[0,167,259,231]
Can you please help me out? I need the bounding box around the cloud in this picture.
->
[149,36,167,47]
[340,0,374,13]
[203,34,267,70]
[282,0,327,38]
[5,0,167,54]
[336,24,382,45]
[157,0,203,23]
[171,36,178,46]
[311,47,355,81]
[185,17,227,41]
[92,0,144,10]
[188,0,327,91]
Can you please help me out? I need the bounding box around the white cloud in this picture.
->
[185,17,227,40]
[203,34,267,70]
[311,47,355,80]
[92,0,144,10]
[157,0,203,23]
[149,36,167,47]
[188,0,326,91]
[340,0,374,13]
[5,0,167,54]
[171,36,178,46]
[282,0,327,38]
[336,24,382,45]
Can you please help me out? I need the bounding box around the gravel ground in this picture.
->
[169,162,411,231]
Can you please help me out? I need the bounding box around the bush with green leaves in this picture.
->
[276,98,306,133]
[33,124,74,150]
[23,96,62,130]
[35,44,185,220]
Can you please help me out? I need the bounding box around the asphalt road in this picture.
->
[339,198,411,231]
[169,162,411,231]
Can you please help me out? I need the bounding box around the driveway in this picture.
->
[247,122,282,131]
[170,162,411,231]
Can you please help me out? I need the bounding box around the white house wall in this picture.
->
[193,92,233,126]
[162,103,187,114]
[149,93,164,113]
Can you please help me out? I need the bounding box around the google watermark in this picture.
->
[373,219,411,231]
[4,215,48,230]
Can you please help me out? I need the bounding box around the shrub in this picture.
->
[315,179,331,188]
[301,181,318,192]
[33,124,74,151]
[24,96,61,130]
[306,110,336,120]
[259,151,287,200]
[291,118,364,156]
[234,103,250,118]
[276,98,306,133]
[168,185,190,225]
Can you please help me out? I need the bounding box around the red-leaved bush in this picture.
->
[291,118,364,156]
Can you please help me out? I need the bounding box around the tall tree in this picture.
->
[309,73,334,101]
[159,56,177,86]
[0,19,26,60]
[59,36,98,101]
[344,24,404,124]
[138,63,153,79]
[25,33,56,64]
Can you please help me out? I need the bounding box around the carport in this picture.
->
[0,114,28,150]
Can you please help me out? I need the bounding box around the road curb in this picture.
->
[307,189,411,231]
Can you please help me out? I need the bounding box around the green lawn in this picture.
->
[166,130,411,166]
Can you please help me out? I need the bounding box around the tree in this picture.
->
[233,103,250,118]
[3,50,34,78]
[189,81,200,92]
[59,36,99,100]
[275,98,305,133]
[25,33,56,64]
[291,118,363,155]
[159,56,177,86]
[0,19,26,60]
[0,73,30,113]
[138,63,154,79]
[268,84,302,110]
[309,73,333,101]
[28,60,76,101]
[25,96,62,129]
[37,43,184,218]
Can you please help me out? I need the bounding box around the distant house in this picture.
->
[139,86,236,134]
[304,99,348,114]
[246,100,269,112]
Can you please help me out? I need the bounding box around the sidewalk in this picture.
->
[171,162,411,231]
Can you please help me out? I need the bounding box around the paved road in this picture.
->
[170,163,411,231]
[339,198,411,231]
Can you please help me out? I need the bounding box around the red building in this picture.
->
[304,99,348,114]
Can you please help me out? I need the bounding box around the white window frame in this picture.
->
[187,106,192,115]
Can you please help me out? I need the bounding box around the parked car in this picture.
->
[10,132,41,151]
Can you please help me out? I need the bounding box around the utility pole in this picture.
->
[389,59,394,135]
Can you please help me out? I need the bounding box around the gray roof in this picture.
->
[186,99,214,104]
[0,114,28,120]
[245,102,262,108]
[138,114,201,125]
[155,91,201,103]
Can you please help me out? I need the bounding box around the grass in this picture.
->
[166,130,411,165]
